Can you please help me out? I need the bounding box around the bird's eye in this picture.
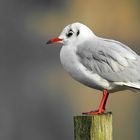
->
[66,31,73,38]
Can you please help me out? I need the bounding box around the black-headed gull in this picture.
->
[47,22,140,115]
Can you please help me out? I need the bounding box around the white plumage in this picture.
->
[47,22,140,114]
[58,23,140,92]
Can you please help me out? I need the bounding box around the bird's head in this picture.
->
[47,22,95,46]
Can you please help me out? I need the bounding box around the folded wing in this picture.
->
[77,37,140,89]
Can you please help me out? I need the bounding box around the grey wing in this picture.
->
[77,38,140,88]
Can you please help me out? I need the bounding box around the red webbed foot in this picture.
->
[82,89,109,115]
[82,109,105,115]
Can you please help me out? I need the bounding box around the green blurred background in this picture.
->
[1,0,140,140]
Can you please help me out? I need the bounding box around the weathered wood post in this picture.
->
[74,112,112,140]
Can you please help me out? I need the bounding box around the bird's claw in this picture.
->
[82,109,105,115]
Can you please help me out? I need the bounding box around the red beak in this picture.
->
[47,38,63,44]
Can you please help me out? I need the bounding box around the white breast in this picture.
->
[60,45,82,80]
[60,45,113,91]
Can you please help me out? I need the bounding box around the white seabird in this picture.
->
[47,22,140,114]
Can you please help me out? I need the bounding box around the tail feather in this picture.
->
[129,88,140,93]
[114,82,140,93]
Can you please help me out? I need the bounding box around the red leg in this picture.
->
[82,89,109,115]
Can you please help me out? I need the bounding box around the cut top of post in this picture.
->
[74,112,112,140]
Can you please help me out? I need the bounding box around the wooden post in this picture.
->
[74,112,112,140]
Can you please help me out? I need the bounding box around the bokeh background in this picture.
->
[1,0,140,140]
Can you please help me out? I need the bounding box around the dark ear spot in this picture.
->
[76,30,80,36]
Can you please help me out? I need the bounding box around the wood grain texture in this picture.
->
[74,112,112,140]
